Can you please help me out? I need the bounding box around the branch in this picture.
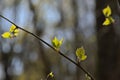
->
[0,15,95,80]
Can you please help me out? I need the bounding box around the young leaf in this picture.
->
[109,17,115,23]
[103,18,110,26]
[1,32,11,38]
[85,74,91,80]
[103,17,115,26]
[76,47,87,62]
[13,28,19,36]
[49,72,54,78]
[47,72,54,79]
[10,24,17,32]
[103,5,111,17]
[52,37,63,50]
[1,24,19,38]
[102,5,115,26]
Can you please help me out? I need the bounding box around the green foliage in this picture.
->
[47,72,54,78]
[52,37,63,51]
[102,5,114,26]
[75,47,87,62]
[85,74,91,80]
[1,24,19,38]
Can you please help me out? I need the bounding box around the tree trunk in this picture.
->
[96,0,120,80]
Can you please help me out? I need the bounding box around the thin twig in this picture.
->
[0,15,95,80]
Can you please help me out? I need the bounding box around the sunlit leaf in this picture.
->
[1,24,19,39]
[13,29,19,36]
[102,17,115,26]
[14,33,19,36]
[10,24,16,32]
[47,72,54,80]
[81,55,87,61]
[103,18,110,25]
[102,5,115,26]
[1,32,11,38]
[14,29,19,33]
[103,5,111,17]
[49,72,54,78]
[52,37,63,50]
[76,47,87,61]
[85,74,91,80]
[109,16,115,23]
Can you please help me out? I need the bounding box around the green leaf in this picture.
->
[102,17,115,26]
[52,37,63,50]
[102,5,115,26]
[10,24,17,32]
[85,74,91,80]
[47,72,54,79]
[103,5,111,17]
[1,24,19,39]
[49,72,54,78]
[1,32,11,38]
[75,46,87,62]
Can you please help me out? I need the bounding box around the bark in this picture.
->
[96,0,120,80]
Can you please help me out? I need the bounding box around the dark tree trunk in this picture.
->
[97,26,120,80]
[96,0,120,80]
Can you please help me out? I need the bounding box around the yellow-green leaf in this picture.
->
[13,28,19,36]
[14,29,19,33]
[103,5,111,17]
[10,24,16,32]
[109,16,115,23]
[1,24,19,39]
[103,18,110,26]
[14,33,19,36]
[85,74,91,80]
[76,47,87,61]
[1,32,11,38]
[81,55,87,61]
[52,37,63,49]
[49,72,54,78]
[103,17,115,26]
[47,72,54,79]
[102,5,115,26]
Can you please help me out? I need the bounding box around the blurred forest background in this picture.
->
[0,0,120,80]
